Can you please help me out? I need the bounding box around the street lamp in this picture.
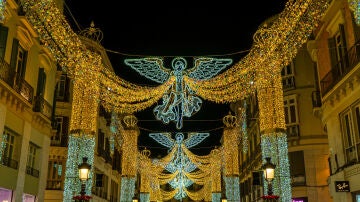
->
[78,157,91,196]
[221,197,227,202]
[132,196,138,202]
[263,157,276,195]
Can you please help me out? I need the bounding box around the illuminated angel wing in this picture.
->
[184,132,209,148]
[149,133,175,148]
[187,57,233,80]
[124,58,171,83]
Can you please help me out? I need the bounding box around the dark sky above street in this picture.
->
[64,0,288,156]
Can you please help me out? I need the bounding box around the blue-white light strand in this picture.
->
[63,134,95,202]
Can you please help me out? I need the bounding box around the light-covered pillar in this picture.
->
[222,113,240,201]
[63,56,102,201]
[120,115,139,202]
[210,148,222,201]
[257,72,292,201]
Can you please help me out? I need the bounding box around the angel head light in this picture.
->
[172,57,187,71]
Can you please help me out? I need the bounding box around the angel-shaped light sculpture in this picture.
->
[125,57,232,129]
[149,132,209,201]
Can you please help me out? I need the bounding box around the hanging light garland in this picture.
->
[16,0,330,202]
[0,0,5,23]
[348,0,360,24]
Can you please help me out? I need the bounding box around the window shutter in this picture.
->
[10,39,19,69]
[0,25,8,59]
[339,24,349,67]
[328,37,337,68]
[36,68,46,96]
[19,50,27,78]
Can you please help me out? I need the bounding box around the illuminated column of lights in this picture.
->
[63,134,95,201]
[0,0,4,23]
[138,148,152,200]
[348,0,360,24]
[208,148,222,201]
[222,113,240,201]
[110,112,123,154]
[223,176,240,201]
[257,72,291,202]
[120,115,139,201]
[210,148,222,193]
[212,193,221,202]
[120,177,136,201]
[0,133,6,162]
[140,193,150,202]
[63,56,102,202]
[239,101,249,153]
[222,114,240,176]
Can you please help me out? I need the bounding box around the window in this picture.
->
[46,159,63,190]
[36,68,46,97]
[340,101,360,163]
[92,172,108,199]
[328,24,348,74]
[26,143,39,177]
[0,25,8,59]
[1,127,18,169]
[51,116,69,146]
[284,95,299,137]
[10,39,27,79]
[289,151,306,186]
[110,180,119,202]
[282,62,295,90]
[55,74,67,101]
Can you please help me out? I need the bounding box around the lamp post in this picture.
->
[263,157,276,195]
[132,196,138,202]
[78,157,91,196]
[221,197,227,202]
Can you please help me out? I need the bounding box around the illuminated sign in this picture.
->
[335,181,350,192]
[292,197,308,202]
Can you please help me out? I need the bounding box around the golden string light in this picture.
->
[18,0,330,200]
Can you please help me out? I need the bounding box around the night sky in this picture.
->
[63,1,287,156]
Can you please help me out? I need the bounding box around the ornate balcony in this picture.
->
[0,58,34,104]
[34,95,52,120]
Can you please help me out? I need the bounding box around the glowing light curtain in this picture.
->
[222,113,241,201]
[257,73,291,201]
[0,133,7,163]
[120,115,139,201]
[348,0,360,24]
[0,0,5,23]
[224,176,240,201]
[222,114,240,176]
[120,177,136,201]
[63,135,95,201]
[121,116,139,176]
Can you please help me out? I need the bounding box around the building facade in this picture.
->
[308,0,360,201]
[0,0,58,201]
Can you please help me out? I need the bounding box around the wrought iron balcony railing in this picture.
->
[0,156,18,169]
[320,41,360,96]
[34,95,52,120]
[26,166,40,178]
[0,58,34,104]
